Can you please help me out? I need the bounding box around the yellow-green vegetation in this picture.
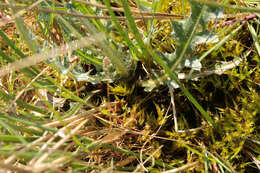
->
[0,0,259,172]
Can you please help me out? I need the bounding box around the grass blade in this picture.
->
[121,0,150,61]
[248,22,260,56]
[104,0,141,58]
[150,50,216,127]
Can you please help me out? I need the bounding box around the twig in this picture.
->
[0,0,45,27]
[170,89,178,132]
[8,67,49,115]
[145,48,252,90]
[244,150,260,170]
[72,0,183,17]
[0,5,185,21]
[134,145,164,172]
[216,13,257,28]
[4,134,51,164]
[32,119,88,169]
[38,8,185,20]
[0,162,33,173]
[0,33,104,77]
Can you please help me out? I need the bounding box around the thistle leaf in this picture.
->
[141,1,223,91]
[170,1,222,70]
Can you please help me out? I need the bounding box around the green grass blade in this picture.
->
[118,0,215,127]
[76,50,103,68]
[248,22,260,56]
[150,50,216,127]
[0,29,26,59]
[3,122,43,136]
[48,1,129,77]
[14,18,40,53]
[0,29,42,79]
[0,119,27,144]
[0,88,48,114]
[9,0,40,53]
[104,0,141,58]
[80,18,129,77]
[121,0,150,61]
[0,135,37,142]
[0,113,57,132]
[72,1,106,32]
[207,152,235,173]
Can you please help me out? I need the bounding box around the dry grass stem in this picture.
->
[134,145,163,172]
[0,0,44,27]
[162,161,200,173]
[73,0,184,17]
[4,134,51,164]
[32,119,88,169]
[0,33,104,77]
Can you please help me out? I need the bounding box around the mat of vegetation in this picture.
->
[0,0,259,172]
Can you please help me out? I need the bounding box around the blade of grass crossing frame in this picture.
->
[248,22,260,56]
[0,49,39,79]
[37,94,89,156]
[0,29,42,78]
[79,18,129,77]
[48,0,55,31]
[0,21,99,108]
[198,24,242,61]
[0,119,28,144]
[0,135,37,142]
[121,0,150,60]
[4,122,43,136]
[0,29,26,59]
[43,1,82,39]
[0,88,48,114]
[76,49,103,68]
[31,80,93,107]
[182,143,206,158]
[149,50,216,127]
[207,152,235,172]
[0,113,57,132]
[9,0,40,53]
[47,1,129,77]
[104,0,142,58]
[73,1,106,32]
